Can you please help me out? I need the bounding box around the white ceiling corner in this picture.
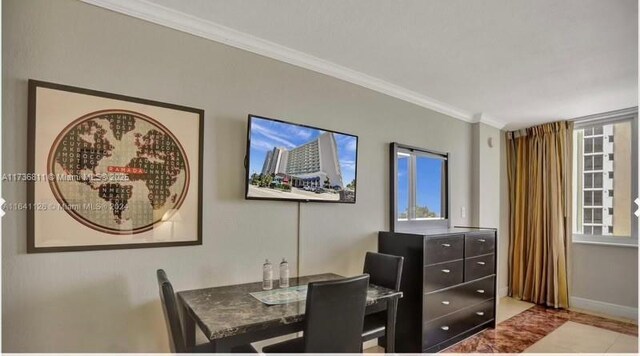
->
[81,0,504,129]
[81,0,637,131]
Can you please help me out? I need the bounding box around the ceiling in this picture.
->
[86,0,638,129]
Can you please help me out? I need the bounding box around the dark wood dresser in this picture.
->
[378,227,497,353]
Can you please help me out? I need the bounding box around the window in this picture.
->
[391,143,448,231]
[584,172,603,188]
[572,111,638,245]
[584,155,603,170]
[583,191,603,206]
[396,153,410,220]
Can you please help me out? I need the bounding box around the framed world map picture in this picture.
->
[27,80,203,252]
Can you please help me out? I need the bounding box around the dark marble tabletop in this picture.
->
[177,273,402,341]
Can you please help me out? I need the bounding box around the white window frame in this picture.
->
[390,143,449,232]
[572,108,638,247]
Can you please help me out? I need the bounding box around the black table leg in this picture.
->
[385,297,398,353]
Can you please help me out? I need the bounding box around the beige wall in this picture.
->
[498,131,510,297]
[571,244,638,312]
[471,123,507,295]
[2,0,477,352]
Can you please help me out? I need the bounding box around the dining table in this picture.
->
[177,273,403,352]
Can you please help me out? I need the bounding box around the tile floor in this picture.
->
[364,297,638,353]
[496,297,535,323]
[523,321,636,353]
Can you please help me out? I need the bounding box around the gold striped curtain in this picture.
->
[506,121,572,308]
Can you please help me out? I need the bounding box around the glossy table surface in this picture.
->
[177,273,402,341]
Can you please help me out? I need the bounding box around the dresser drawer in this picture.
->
[424,285,467,321]
[465,232,495,257]
[424,260,463,293]
[464,254,495,281]
[424,235,464,265]
[422,299,495,350]
[424,275,494,320]
[468,299,495,323]
[460,275,495,305]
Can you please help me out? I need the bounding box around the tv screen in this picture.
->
[245,115,358,203]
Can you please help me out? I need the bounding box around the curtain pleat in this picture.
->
[506,121,572,308]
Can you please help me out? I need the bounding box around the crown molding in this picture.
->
[82,0,506,129]
[472,113,506,130]
[570,106,638,123]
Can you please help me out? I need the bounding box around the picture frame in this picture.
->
[27,80,203,253]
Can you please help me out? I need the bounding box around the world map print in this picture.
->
[47,110,189,234]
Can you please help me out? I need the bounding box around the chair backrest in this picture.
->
[303,274,370,353]
[157,269,186,353]
[363,252,404,291]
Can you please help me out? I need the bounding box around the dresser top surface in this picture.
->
[382,226,496,236]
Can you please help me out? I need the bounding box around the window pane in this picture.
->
[594,137,603,152]
[584,138,593,153]
[594,209,602,223]
[593,191,602,206]
[594,174,603,188]
[565,119,635,238]
[584,156,593,170]
[584,173,593,188]
[396,154,409,220]
[415,156,444,219]
[593,155,603,170]
[584,208,592,223]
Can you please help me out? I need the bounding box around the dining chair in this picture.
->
[156,269,256,353]
[262,274,370,353]
[361,252,404,343]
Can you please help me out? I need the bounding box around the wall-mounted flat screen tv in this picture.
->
[245,115,358,203]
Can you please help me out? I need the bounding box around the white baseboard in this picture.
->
[499,286,508,297]
[570,296,638,321]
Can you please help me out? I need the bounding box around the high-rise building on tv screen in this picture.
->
[245,115,358,203]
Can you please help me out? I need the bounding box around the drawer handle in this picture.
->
[477,289,485,294]
[476,311,485,316]
[441,243,451,247]
[440,326,450,331]
[477,261,486,266]
[441,269,451,273]
[478,239,486,243]
[441,300,450,305]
